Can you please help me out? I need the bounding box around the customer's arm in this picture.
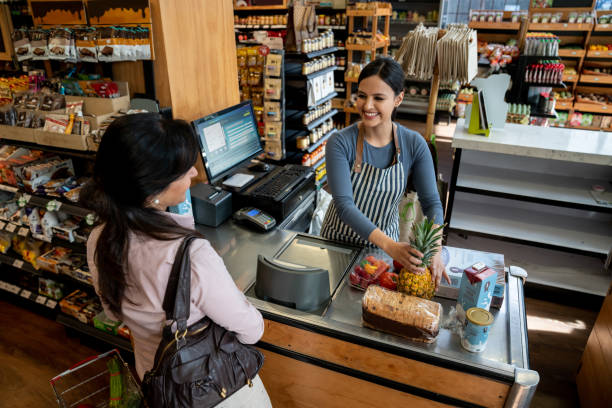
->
[190,240,264,344]
[326,135,378,240]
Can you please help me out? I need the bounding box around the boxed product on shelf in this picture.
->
[64,263,92,286]
[37,246,72,274]
[38,277,64,300]
[93,311,122,335]
[117,323,131,339]
[13,156,75,193]
[56,253,86,276]
[60,289,101,324]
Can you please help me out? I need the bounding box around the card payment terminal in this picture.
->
[233,207,276,231]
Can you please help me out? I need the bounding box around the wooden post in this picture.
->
[517,15,529,53]
[425,29,445,141]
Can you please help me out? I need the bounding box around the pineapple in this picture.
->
[397,218,445,300]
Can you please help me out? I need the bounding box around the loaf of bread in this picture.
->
[362,285,442,343]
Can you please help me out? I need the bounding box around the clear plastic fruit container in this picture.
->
[349,250,392,291]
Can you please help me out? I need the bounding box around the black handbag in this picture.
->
[141,235,264,407]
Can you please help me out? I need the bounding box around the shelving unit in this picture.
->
[343,4,391,126]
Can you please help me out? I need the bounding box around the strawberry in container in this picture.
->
[349,254,390,290]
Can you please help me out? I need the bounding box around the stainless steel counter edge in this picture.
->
[197,221,524,383]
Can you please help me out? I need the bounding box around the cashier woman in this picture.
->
[321,57,450,288]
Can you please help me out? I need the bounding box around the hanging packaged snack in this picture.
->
[48,28,72,60]
[264,77,282,100]
[24,92,42,110]
[140,27,152,60]
[246,47,258,67]
[264,121,282,139]
[30,29,49,60]
[15,109,33,128]
[248,68,263,87]
[97,27,119,62]
[251,88,264,107]
[266,53,283,77]
[12,28,32,61]
[264,101,281,121]
[76,28,98,62]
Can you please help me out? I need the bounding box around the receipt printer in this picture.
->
[191,183,232,227]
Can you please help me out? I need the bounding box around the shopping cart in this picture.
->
[50,349,144,408]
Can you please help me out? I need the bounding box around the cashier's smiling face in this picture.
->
[357,75,403,128]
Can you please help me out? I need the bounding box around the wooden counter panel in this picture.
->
[262,319,510,407]
[258,349,452,408]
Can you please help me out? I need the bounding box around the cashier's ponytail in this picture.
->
[80,113,201,317]
[358,57,405,120]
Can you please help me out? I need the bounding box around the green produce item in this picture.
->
[107,357,123,408]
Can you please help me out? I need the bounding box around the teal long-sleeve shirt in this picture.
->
[325,123,443,240]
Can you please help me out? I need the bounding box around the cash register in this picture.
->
[191,101,315,226]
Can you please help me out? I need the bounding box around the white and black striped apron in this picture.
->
[321,123,405,247]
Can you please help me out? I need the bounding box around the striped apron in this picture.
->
[321,123,405,247]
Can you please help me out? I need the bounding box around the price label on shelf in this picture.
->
[9,285,20,294]
[12,259,24,269]
[46,299,57,309]
[35,295,47,304]
[85,213,96,226]
[0,281,7,291]
[5,223,16,233]
[20,289,32,299]
[0,185,18,193]
[0,221,5,231]
[18,227,29,237]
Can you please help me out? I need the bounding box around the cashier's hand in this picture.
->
[386,241,426,274]
[431,251,451,290]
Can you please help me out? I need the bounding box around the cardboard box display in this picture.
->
[456,262,497,324]
[65,81,130,116]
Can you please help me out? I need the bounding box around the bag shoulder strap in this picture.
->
[353,122,399,173]
[162,233,201,333]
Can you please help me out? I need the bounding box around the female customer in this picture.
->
[321,57,450,288]
[82,113,271,406]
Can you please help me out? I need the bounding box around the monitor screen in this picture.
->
[192,101,263,183]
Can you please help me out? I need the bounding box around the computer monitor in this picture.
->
[192,101,263,184]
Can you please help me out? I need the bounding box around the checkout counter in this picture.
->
[197,218,539,407]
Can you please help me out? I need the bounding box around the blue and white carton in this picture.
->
[456,262,497,324]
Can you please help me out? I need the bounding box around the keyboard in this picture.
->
[249,165,312,201]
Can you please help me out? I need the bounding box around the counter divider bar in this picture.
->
[259,310,516,383]
[256,341,487,408]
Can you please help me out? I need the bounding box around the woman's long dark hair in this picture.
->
[80,113,200,317]
[358,57,405,120]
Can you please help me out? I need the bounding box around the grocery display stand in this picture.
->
[344,4,391,126]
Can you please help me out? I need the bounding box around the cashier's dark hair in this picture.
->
[358,57,405,119]
[80,113,202,317]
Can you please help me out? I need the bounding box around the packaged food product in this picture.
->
[456,262,497,324]
[0,230,13,253]
[22,239,49,269]
[76,27,98,62]
[12,28,32,61]
[15,109,33,128]
[461,307,494,353]
[93,311,122,334]
[30,29,49,60]
[37,246,72,273]
[38,277,64,300]
[48,28,72,60]
[60,289,100,323]
[362,285,442,343]
[117,323,131,339]
[349,252,390,290]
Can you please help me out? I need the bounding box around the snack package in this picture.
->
[15,109,33,128]
[15,156,75,193]
[0,199,19,221]
[43,116,69,133]
[37,246,72,273]
[57,253,85,276]
[26,207,43,236]
[22,239,48,269]
[117,323,131,339]
[66,100,83,115]
[30,29,49,60]
[52,218,79,242]
[12,28,32,61]
[12,234,26,256]
[48,28,72,60]
[38,277,64,300]
[97,27,120,62]
[0,230,13,253]
[76,28,99,62]
[41,210,61,241]
[69,263,92,285]
[0,104,16,126]
[31,112,46,129]
[93,311,122,334]
[60,290,97,321]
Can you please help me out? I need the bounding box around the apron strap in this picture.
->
[353,122,400,173]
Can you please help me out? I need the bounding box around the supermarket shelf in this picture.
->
[0,140,97,160]
[0,183,92,219]
[555,100,573,110]
[347,8,392,17]
[344,75,358,83]
[594,23,612,31]
[334,87,346,93]
[346,40,389,51]
[525,82,566,88]
[587,50,612,59]
[302,129,335,153]
[573,102,612,114]
[234,5,287,11]
[286,65,337,80]
[521,55,562,62]
[468,21,520,30]
[286,109,338,132]
[336,66,345,71]
[312,156,326,170]
[315,174,327,189]
[530,109,558,118]
[344,105,359,114]
[0,280,59,311]
[312,91,338,109]
[579,74,612,85]
[318,25,346,30]
[392,20,438,26]
[456,162,612,212]
[450,191,612,256]
[57,313,133,352]
[286,46,338,59]
[528,22,593,31]
[234,24,287,29]
[0,252,93,290]
[558,49,585,58]
[562,74,578,82]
